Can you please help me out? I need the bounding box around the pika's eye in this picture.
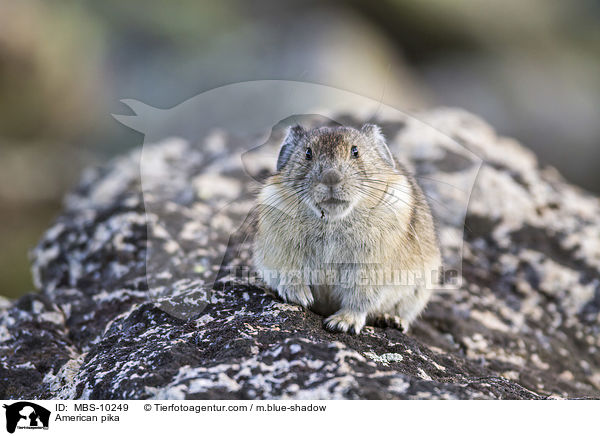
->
[305,147,313,160]
[351,145,359,158]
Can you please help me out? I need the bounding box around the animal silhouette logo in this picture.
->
[3,402,50,433]
[111,80,480,321]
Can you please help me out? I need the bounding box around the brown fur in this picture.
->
[253,124,441,334]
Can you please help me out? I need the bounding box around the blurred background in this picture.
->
[1,0,599,298]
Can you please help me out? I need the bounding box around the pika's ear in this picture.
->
[277,124,306,171]
[361,124,395,169]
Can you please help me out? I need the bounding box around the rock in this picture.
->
[1,108,599,399]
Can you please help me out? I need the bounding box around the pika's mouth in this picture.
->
[313,196,354,220]
[319,198,349,207]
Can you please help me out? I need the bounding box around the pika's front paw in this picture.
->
[276,284,314,308]
[324,310,367,335]
[372,313,407,332]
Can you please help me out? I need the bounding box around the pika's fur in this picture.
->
[253,124,441,334]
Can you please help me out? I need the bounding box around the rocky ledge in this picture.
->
[1,108,599,399]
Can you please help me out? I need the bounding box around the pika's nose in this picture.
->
[320,168,343,186]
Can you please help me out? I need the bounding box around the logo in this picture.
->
[3,402,50,434]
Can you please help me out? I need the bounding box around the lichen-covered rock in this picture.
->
[1,108,599,399]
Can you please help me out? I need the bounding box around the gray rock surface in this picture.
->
[1,108,599,399]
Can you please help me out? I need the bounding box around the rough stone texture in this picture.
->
[1,108,599,399]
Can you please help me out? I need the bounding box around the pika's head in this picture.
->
[275,124,399,220]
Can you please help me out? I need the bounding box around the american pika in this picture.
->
[253,124,441,334]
